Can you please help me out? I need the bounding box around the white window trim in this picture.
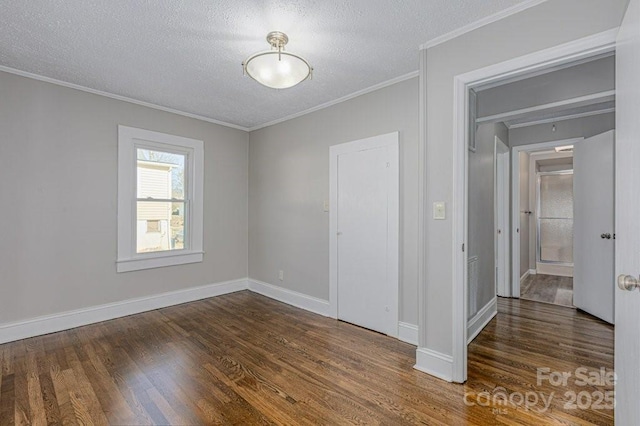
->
[117,125,204,273]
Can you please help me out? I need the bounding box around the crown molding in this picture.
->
[1,65,420,134]
[0,65,251,131]
[420,0,549,50]
[248,71,419,132]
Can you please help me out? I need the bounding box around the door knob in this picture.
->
[601,233,612,239]
[618,274,640,291]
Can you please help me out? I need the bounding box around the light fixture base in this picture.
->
[266,31,289,49]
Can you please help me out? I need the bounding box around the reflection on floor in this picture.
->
[521,273,573,307]
[0,292,613,424]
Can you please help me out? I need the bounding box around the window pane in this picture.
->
[170,202,186,250]
[137,148,185,200]
[136,201,186,253]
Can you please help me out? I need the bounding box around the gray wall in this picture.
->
[423,0,627,355]
[249,77,419,325]
[510,112,616,146]
[477,56,615,118]
[0,71,249,324]
[468,123,507,316]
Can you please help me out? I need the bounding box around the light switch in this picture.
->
[323,200,330,212]
[433,202,446,220]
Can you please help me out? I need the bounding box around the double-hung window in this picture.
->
[117,125,204,272]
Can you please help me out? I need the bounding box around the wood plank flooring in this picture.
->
[521,274,574,307]
[0,292,613,425]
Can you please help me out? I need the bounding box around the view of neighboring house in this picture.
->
[136,158,185,253]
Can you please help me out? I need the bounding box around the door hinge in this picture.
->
[462,243,465,252]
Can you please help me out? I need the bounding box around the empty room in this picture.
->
[1,0,639,424]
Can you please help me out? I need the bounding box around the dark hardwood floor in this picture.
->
[521,273,574,307]
[0,291,613,425]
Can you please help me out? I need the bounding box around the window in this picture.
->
[117,125,204,272]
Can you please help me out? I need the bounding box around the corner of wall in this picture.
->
[414,347,454,382]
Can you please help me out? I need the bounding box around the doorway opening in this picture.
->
[452,31,618,383]
[468,55,616,315]
[517,144,576,308]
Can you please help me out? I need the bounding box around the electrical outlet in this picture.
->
[278,270,284,281]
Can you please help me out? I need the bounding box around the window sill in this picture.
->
[116,251,204,273]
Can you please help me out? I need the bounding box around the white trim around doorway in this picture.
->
[449,29,616,383]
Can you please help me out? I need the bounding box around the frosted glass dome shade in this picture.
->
[244,51,312,89]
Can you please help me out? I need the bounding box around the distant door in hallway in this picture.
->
[329,133,399,336]
[573,130,615,324]
[495,137,510,297]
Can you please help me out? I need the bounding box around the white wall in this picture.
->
[422,0,627,357]
[468,123,507,315]
[249,77,419,325]
[0,71,249,324]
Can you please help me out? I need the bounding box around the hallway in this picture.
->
[520,274,574,307]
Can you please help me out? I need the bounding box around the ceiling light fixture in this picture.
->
[242,31,313,89]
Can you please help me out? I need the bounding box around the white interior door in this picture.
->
[573,130,615,324]
[330,133,399,336]
[495,137,510,297]
[615,0,640,423]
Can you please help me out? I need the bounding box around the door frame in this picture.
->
[450,30,616,382]
[511,138,582,296]
[495,137,510,297]
[329,132,400,338]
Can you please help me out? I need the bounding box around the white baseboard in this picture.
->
[247,279,331,317]
[536,263,573,277]
[398,322,419,346]
[467,297,497,344]
[1,277,417,348]
[414,347,453,382]
[520,268,537,283]
[248,279,419,345]
[0,278,248,344]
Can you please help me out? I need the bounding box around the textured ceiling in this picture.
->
[1,0,531,129]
